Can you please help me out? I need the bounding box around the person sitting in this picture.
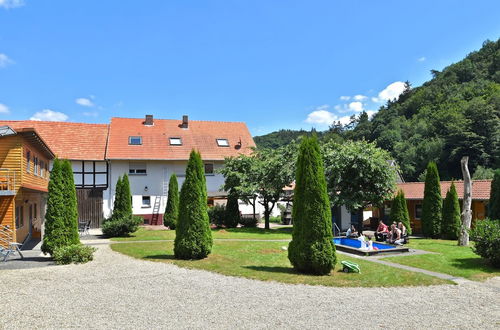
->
[387,223,402,245]
[346,225,359,238]
[398,222,409,244]
[375,220,389,242]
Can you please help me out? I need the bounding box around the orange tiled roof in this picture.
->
[106,117,255,160]
[0,121,109,160]
[397,180,492,201]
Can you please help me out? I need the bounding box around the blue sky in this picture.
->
[0,0,499,136]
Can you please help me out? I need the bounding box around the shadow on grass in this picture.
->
[220,227,292,235]
[243,265,297,275]
[144,254,176,260]
[450,257,497,272]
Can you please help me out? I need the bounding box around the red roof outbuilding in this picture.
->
[396,180,492,201]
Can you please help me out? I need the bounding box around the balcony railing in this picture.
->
[0,169,16,195]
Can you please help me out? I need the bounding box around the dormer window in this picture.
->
[129,136,142,145]
[169,137,182,145]
[216,139,229,147]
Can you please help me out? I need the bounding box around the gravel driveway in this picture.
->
[1,244,499,329]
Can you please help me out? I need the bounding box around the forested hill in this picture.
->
[254,39,500,181]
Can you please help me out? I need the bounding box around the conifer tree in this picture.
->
[111,175,123,220]
[41,159,68,255]
[61,159,80,245]
[163,174,179,229]
[288,135,336,275]
[174,150,213,259]
[441,182,461,240]
[398,191,411,235]
[488,169,500,219]
[120,174,132,219]
[224,191,240,228]
[422,162,443,238]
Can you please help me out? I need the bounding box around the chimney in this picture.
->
[182,115,189,129]
[144,115,154,126]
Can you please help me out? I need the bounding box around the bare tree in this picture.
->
[458,156,472,246]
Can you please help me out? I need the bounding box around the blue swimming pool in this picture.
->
[333,237,409,255]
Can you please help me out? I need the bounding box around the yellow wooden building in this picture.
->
[0,126,54,245]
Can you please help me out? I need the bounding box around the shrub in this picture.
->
[441,182,461,240]
[239,215,259,227]
[469,219,500,268]
[52,244,97,265]
[208,205,226,227]
[488,170,500,219]
[174,150,213,259]
[164,174,179,229]
[224,192,240,228]
[269,216,282,223]
[42,159,69,255]
[102,216,143,237]
[422,162,442,238]
[288,135,336,275]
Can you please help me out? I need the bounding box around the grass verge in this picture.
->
[111,226,293,242]
[111,240,450,287]
[381,239,499,281]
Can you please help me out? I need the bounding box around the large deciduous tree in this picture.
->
[288,135,336,275]
[488,169,500,219]
[422,162,443,238]
[322,140,397,223]
[163,174,179,229]
[441,182,461,240]
[174,150,213,259]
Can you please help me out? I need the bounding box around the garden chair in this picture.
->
[0,226,24,262]
[78,219,92,236]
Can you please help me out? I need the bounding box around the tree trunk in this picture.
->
[251,196,257,223]
[264,203,270,229]
[458,156,472,246]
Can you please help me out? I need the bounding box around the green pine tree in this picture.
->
[390,191,411,234]
[488,169,500,219]
[422,162,443,238]
[120,174,133,219]
[174,150,213,259]
[61,159,80,245]
[441,182,461,240]
[288,135,336,275]
[389,192,403,224]
[111,175,123,220]
[224,191,240,228]
[163,174,179,229]
[41,159,68,255]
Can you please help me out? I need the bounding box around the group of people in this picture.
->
[375,220,407,245]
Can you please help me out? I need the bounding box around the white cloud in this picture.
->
[348,101,364,112]
[0,0,24,9]
[305,105,353,126]
[83,111,98,117]
[417,56,426,62]
[371,97,381,103]
[0,53,13,68]
[76,97,94,107]
[353,94,367,101]
[0,103,9,114]
[30,109,68,122]
[366,110,377,118]
[378,81,407,102]
[339,96,350,101]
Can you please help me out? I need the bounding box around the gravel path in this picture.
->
[1,244,499,329]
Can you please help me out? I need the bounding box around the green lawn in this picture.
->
[111,226,293,242]
[382,239,500,281]
[111,240,449,287]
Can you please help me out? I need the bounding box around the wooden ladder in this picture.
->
[151,196,161,225]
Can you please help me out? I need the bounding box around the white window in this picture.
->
[415,204,422,220]
[129,136,142,145]
[34,157,39,176]
[204,163,214,175]
[216,138,229,147]
[129,162,147,175]
[142,196,151,208]
[169,137,182,145]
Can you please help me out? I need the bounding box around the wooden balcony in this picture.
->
[0,169,16,196]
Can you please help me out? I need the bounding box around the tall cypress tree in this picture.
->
[120,174,133,219]
[422,162,442,238]
[488,169,500,219]
[288,135,336,275]
[389,192,403,224]
[163,174,179,229]
[224,191,240,228]
[174,150,213,259]
[390,191,411,234]
[111,175,123,220]
[441,182,461,240]
[61,160,80,245]
[41,159,68,255]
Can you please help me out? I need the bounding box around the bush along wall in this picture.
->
[288,135,336,275]
[174,150,213,259]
